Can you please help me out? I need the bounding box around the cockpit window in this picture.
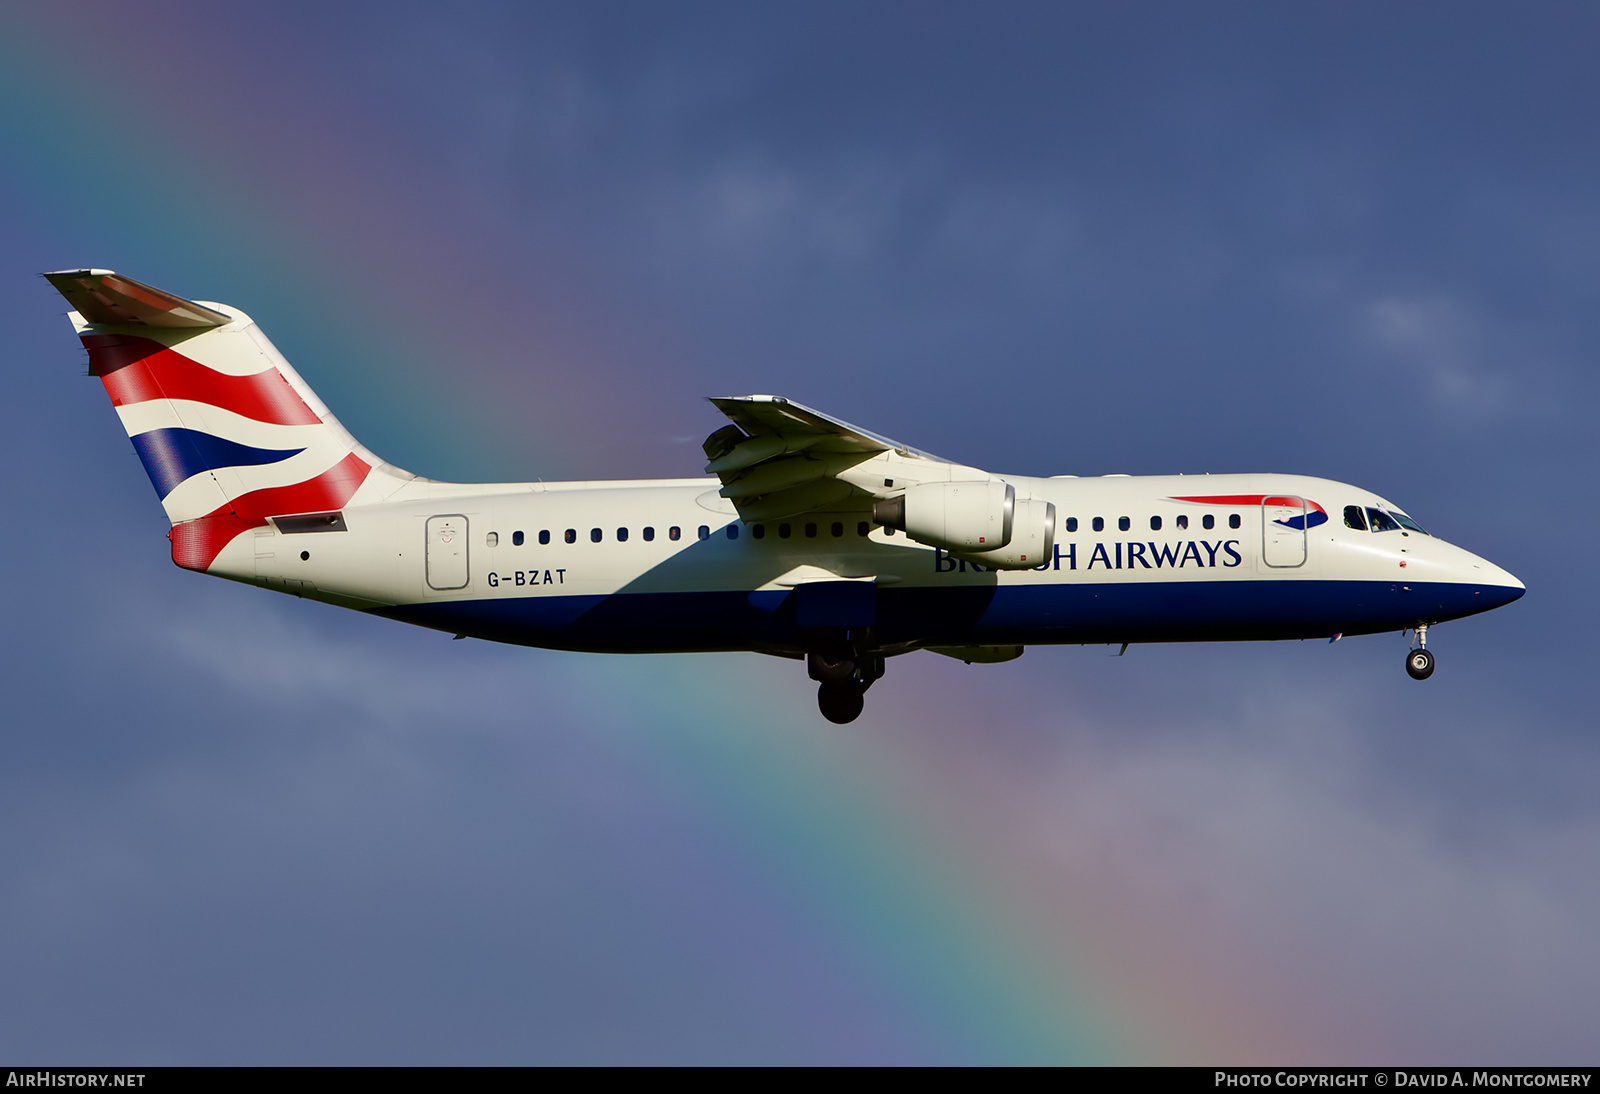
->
[1390,510,1429,535]
[1366,507,1401,533]
[1343,505,1368,531]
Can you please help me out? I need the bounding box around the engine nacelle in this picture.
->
[873,481,1013,551]
[952,498,1056,570]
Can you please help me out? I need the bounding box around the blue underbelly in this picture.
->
[371,579,1522,654]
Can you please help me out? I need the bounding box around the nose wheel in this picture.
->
[1405,623,1435,680]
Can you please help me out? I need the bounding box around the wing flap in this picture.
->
[719,454,831,500]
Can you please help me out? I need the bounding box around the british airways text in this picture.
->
[934,540,1244,573]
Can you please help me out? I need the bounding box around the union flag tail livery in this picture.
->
[46,270,408,575]
[46,269,1526,723]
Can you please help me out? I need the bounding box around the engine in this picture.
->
[873,483,1054,570]
[953,497,1056,569]
[873,481,1013,551]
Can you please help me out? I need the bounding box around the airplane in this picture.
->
[44,269,1526,723]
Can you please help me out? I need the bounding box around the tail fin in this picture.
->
[45,269,410,572]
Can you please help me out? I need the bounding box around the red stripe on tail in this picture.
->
[169,452,371,571]
[82,334,322,426]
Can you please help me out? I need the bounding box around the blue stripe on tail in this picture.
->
[130,428,304,499]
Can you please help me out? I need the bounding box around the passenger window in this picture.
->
[805,522,818,538]
[539,530,550,545]
[590,528,602,543]
[1092,517,1104,532]
[831,522,844,537]
[1202,514,1215,530]
[857,522,870,537]
[486,532,499,547]
[779,523,792,539]
[1149,516,1161,531]
[1118,516,1130,532]
[752,524,765,540]
[1065,517,1078,533]
[1366,507,1401,533]
[564,528,576,544]
[617,527,628,542]
[726,524,739,540]
[1228,514,1241,529]
[669,526,681,541]
[1176,514,1188,530]
[1344,505,1368,531]
[698,525,710,540]
[512,530,524,546]
[643,527,654,542]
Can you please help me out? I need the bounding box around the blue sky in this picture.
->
[1,1,1596,1063]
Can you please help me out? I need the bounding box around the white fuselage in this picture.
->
[231,470,1523,657]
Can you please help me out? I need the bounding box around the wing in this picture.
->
[702,395,954,522]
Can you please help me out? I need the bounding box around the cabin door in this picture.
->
[1261,496,1307,568]
[426,514,470,589]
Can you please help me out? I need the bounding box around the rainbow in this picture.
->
[2,8,1338,1062]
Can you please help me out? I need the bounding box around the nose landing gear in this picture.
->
[808,641,885,724]
[1405,623,1435,680]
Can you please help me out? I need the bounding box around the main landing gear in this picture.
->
[817,681,865,724]
[1405,623,1435,681]
[808,643,885,724]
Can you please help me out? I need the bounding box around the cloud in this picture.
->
[1365,294,1517,420]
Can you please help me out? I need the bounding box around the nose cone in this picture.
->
[1420,535,1525,619]
[1469,553,1525,610]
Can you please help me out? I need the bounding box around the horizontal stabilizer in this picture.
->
[43,269,230,328]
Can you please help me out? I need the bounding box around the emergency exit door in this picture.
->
[426,515,470,589]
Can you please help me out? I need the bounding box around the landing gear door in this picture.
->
[426,514,470,589]
[1261,496,1307,568]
